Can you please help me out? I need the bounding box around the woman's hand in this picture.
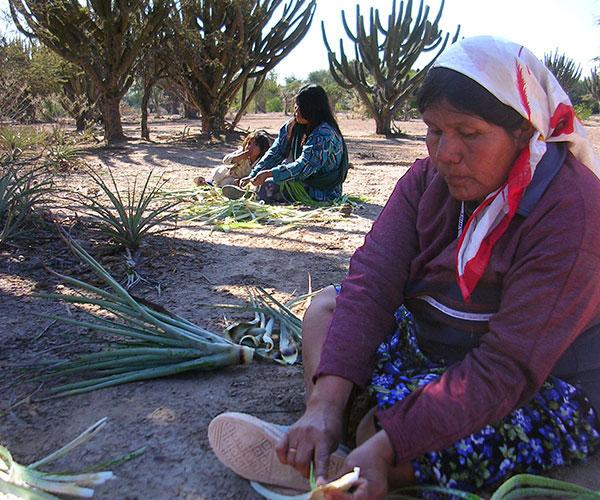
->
[276,376,352,480]
[239,176,251,187]
[324,431,395,500]
[249,169,273,187]
[276,399,344,480]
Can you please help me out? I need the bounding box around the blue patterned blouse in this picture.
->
[250,121,344,201]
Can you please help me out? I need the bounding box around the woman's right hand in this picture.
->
[276,400,345,480]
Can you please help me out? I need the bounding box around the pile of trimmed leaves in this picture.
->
[252,469,600,500]
[165,185,363,231]
[219,286,313,365]
[0,417,144,499]
[392,473,600,499]
[36,233,253,398]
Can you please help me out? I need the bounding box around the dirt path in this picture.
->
[1,113,599,499]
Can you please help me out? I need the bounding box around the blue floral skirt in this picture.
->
[369,306,600,491]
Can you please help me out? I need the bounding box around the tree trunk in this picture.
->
[184,103,199,119]
[75,113,86,133]
[374,109,392,135]
[101,95,126,144]
[200,108,226,136]
[141,83,153,140]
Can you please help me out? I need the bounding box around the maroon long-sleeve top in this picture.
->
[316,147,600,465]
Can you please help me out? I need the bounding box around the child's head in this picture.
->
[242,130,271,162]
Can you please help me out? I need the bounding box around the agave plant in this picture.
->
[0,166,52,244]
[45,142,83,170]
[0,126,48,164]
[80,168,180,251]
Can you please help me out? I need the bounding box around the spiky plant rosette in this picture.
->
[35,232,253,398]
[79,168,180,251]
[0,166,53,244]
[0,417,144,499]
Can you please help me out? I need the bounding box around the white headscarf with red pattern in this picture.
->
[431,36,600,302]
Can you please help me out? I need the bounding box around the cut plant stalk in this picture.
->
[220,286,315,365]
[35,231,253,398]
[0,417,144,499]
[390,473,600,499]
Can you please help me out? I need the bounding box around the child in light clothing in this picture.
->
[194,130,271,187]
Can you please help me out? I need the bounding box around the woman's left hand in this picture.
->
[323,431,395,500]
[250,169,273,186]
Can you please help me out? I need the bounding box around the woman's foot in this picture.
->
[193,176,208,186]
[208,412,347,491]
[221,184,248,200]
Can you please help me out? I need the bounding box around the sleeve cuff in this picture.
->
[271,166,292,183]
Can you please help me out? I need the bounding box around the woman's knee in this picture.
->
[304,285,337,322]
[302,285,337,344]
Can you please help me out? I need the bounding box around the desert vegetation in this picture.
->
[1,1,599,498]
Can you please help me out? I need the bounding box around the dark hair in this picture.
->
[416,67,525,132]
[295,84,344,137]
[243,129,272,155]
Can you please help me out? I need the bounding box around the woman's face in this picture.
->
[294,103,309,125]
[422,100,532,202]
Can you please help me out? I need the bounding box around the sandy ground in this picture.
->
[1,112,599,499]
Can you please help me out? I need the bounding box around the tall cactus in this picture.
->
[322,0,459,135]
[585,67,600,108]
[171,0,316,136]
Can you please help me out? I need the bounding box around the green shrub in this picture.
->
[266,96,283,113]
[574,103,593,121]
[36,93,67,121]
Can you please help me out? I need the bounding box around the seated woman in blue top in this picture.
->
[240,84,349,203]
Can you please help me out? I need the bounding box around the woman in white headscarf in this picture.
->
[209,37,600,498]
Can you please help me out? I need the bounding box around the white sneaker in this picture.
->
[208,412,347,491]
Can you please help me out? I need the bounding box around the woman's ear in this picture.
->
[515,121,535,149]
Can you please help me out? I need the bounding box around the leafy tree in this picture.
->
[250,72,281,113]
[0,38,34,120]
[322,0,460,135]
[280,76,303,115]
[307,69,353,111]
[170,0,316,135]
[9,0,172,144]
[26,44,65,97]
[544,50,583,101]
[0,38,65,121]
